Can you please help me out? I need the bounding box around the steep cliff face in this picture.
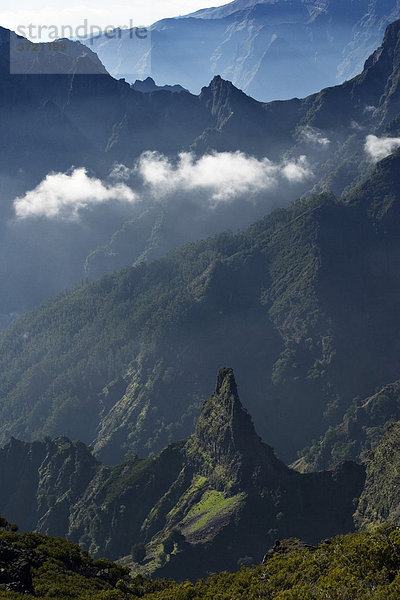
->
[0,370,365,579]
[0,437,98,534]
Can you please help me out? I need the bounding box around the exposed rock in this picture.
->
[187,367,289,489]
[0,541,36,594]
[263,538,317,563]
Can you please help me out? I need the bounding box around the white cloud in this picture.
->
[109,163,132,181]
[365,135,400,162]
[14,168,137,219]
[136,151,313,204]
[281,155,313,183]
[15,152,314,220]
[299,126,330,147]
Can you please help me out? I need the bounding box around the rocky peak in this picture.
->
[359,19,400,120]
[194,368,259,453]
[215,365,238,394]
[188,368,288,489]
[199,76,256,126]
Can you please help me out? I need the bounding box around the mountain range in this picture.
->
[3,17,400,330]
[85,0,400,101]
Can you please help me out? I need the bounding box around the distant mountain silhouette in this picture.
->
[85,0,400,101]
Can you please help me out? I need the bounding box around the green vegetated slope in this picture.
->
[0,369,365,580]
[3,142,400,465]
[2,525,400,600]
[356,421,400,529]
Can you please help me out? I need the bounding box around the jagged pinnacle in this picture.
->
[188,368,288,489]
[215,367,239,397]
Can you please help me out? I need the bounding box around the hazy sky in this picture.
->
[0,1,229,40]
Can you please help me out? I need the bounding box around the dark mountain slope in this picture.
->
[0,369,365,579]
[295,148,400,471]
[84,18,400,281]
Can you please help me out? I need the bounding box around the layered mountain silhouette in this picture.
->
[2,18,400,189]
[3,19,400,328]
[131,77,187,93]
[0,369,365,579]
[85,0,400,101]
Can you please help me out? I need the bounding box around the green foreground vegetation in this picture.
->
[2,526,400,599]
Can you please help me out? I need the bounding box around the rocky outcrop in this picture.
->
[132,77,187,93]
[0,541,36,594]
[298,380,400,471]
[263,538,317,563]
[0,437,98,534]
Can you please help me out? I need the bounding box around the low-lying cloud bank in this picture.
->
[136,151,313,203]
[365,135,400,162]
[14,168,137,220]
[14,151,314,220]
